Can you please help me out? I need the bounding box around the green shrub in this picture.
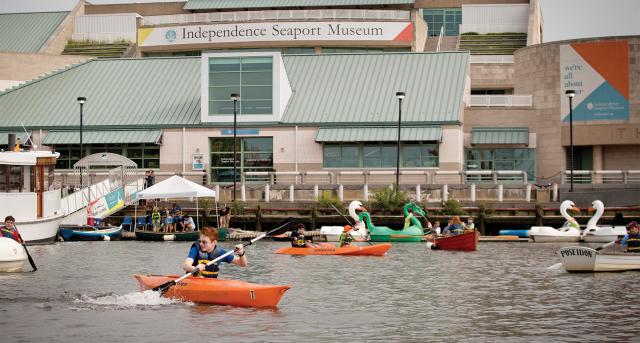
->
[442,199,466,215]
[372,188,407,211]
[318,193,343,211]
[231,200,244,215]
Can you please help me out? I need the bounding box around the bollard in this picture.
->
[552,183,558,202]
[215,184,220,201]
[470,183,476,202]
[265,184,270,203]
[498,184,503,202]
[364,184,369,202]
[240,183,246,202]
[526,184,531,202]
[339,184,344,202]
[442,184,448,202]
[313,184,319,201]
[416,184,421,202]
[289,184,295,202]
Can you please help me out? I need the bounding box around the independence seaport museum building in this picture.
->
[0,0,638,187]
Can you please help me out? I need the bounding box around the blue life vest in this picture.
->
[627,233,640,253]
[191,243,225,278]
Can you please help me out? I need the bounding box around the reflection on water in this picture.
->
[1,240,637,342]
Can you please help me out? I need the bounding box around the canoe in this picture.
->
[558,246,640,272]
[134,274,290,308]
[0,237,27,272]
[59,225,122,241]
[274,243,391,256]
[134,229,199,241]
[431,230,478,251]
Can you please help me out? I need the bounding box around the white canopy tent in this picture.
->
[135,175,217,231]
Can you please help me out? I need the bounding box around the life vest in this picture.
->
[191,243,225,278]
[627,233,640,253]
[339,232,353,247]
[1,226,20,242]
[290,232,306,248]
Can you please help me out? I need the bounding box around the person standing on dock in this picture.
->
[183,227,246,278]
[620,221,640,253]
[1,216,22,243]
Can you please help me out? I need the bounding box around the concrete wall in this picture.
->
[40,0,85,54]
[0,52,90,82]
[526,0,542,45]
[603,145,640,170]
[514,36,640,181]
[85,2,189,16]
[470,63,514,89]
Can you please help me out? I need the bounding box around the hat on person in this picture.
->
[343,225,352,232]
[627,221,638,228]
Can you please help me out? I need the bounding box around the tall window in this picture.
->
[53,144,160,169]
[208,57,273,115]
[210,137,273,182]
[423,8,462,36]
[323,143,439,168]
[465,148,536,180]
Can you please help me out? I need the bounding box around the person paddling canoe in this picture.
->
[1,215,22,243]
[183,227,246,278]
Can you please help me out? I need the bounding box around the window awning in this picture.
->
[316,126,442,143]
[43,130,162,145]
[471,127,529,145]
[0,132,31,145]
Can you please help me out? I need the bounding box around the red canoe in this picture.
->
[134,274,290,308]
[274,243,391,256]
[433,231,478,251]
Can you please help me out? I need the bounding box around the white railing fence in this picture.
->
[468,95,533,107]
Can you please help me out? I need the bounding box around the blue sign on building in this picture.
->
[221,129,260,135]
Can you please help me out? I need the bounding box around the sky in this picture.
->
[0,0,639,43]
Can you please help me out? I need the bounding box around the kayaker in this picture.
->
[183,227,246,278]
[290,223,310,248]
[0,215,22,243]
[339,225,354,247]
[620,221,640,253]
[404,208,415,229]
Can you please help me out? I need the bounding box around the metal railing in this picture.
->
[468,95,533,107]
[142,9,410,26]
[562,170,640,184]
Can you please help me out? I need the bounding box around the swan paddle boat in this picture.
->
[581,200,628,243]
[275,243,391,256]
[0,237,27,272]
[59,224,123,241]
[428,230,478,251]
[530,200,581,242]
[557,246,640,272]
[320,202,369,242]
[350,201,423,242]
[134,274,291,308]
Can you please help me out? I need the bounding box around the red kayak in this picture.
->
[134,274,290,308]
[433,231,478,251]
[274,243,391,256]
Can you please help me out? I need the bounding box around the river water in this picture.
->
[1,240,636,342]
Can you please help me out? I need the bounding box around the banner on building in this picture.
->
[87,187,125,219]
[560,41,629,122]
[138,21,413,47]
[192,153,204,171]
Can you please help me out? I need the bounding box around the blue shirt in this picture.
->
[621,234,632,247]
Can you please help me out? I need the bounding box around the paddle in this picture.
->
[547,240,617,270]
[153,218,292,295]
[331,204,372,245]
[16,232,37,272]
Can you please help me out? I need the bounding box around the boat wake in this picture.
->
[73,290,187,310]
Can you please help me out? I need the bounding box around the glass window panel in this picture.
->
[210,72,240,85]
[209,58,241,72]
[495,161,514,170]
[211,153,236,168]
[241,57,272,71]
[242,71,271,85]
[210,86,241,101]
[495,149,514,160]
[241,100,272,114]
[381,146,397,168]
[145,160,160,169]
[210,101,234,115]
[244,153,273,167]
[241,85,272,99]
[243,138,272,152]
[130,159,142,168]
[211,138,235,152]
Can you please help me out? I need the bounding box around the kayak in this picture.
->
[274,243,391,256]
[134,274,291,308]
[431,231,478,251]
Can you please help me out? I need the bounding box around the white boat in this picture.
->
[0,237,27,272]
[581,200,628,243]
[320,226,368,242]
[558,246,640,272]
[530,200,581,242]
[0,149,64,245]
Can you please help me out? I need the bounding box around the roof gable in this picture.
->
[0,12,69,53]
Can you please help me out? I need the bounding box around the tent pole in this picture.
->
[215,198,220,228]
[196,197,199,231]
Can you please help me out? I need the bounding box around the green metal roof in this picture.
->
[184,0,413,10]
[316,126,441,142]
[0,132,31,145]
[43,130,163,144]
[282,52,468,125]
[0,58,201,130]
[0,12,69,53]
[471,127,529,145]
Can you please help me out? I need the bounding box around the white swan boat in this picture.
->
[581,200,628,243]
[320,201,369,242]
[558,246,640,272]
[0,237,27,272]
[0,149,64,244]
[530,200,581,242]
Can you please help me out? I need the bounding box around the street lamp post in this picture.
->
[230,93,240,201]
[77,97,86,187]
[565,90,575,192]
[395,92,405,192]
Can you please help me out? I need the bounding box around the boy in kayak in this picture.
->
[1,216,22,243]
[290,223,312,248]
[183,227,246,278]
[620,221,640,253]
[339,225,354,247]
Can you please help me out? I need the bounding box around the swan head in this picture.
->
[560,200,580,213]
[348,200,364,219]
[588,200,604,213]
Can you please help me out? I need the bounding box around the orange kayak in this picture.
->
[134,274,290,308]
[274,243,391,256]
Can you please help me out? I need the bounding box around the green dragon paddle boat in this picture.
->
[348,201,424,242]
